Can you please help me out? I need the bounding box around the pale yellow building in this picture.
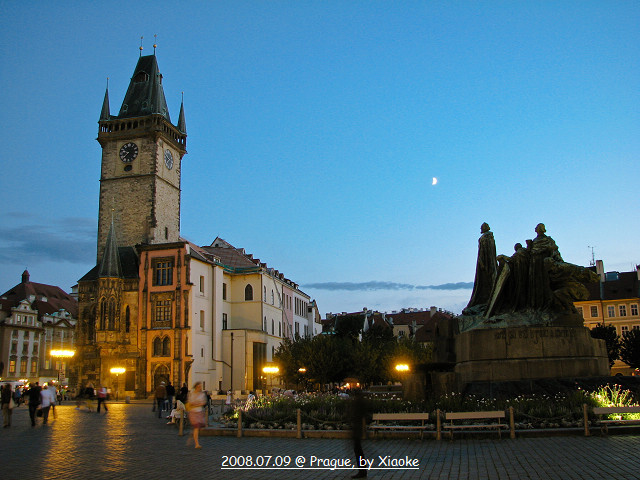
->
[576,260,640,375]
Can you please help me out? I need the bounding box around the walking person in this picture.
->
[349,388,369,478]
[47,383,57,419]
[85,383,96,411]
[154,381,167,418]
[180,383,188,403]
[186,382,207,449]
[27,382,41,427]
[97,385,108,413]
[40,384,53,425]
[165,381,175,411]
[13,387,22,407]
[1,383,14,427]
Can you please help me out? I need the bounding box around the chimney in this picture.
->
[430,306,437,316]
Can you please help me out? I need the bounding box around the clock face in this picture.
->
[119,142,138,163]
[164,149,174,170]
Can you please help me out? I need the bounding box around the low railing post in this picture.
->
[509,407,515,439]
[436,409,441,441]
[178,411,184,436]
[583,403,590,436]
[237,410,243,438]
[297,408,302,439]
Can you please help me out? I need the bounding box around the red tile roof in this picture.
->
[0,272,78,319]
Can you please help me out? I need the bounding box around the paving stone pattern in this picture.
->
[0,403,639,479]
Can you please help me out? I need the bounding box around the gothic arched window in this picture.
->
[107,297,116,330]
[162,337,171,356]
[99,298,107,331]
[125,306,130,333]
[245,284,253,301]
[153,337,162,356]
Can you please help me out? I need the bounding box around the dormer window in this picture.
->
[133,71,149,83]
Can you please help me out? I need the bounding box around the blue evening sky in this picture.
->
[0,1,638,316]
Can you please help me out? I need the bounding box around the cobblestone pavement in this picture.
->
[1,403,639,479]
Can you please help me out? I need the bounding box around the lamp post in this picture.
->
[50,349,75,382]
[297,367,306,392]
[262,365,279,393]
[110,367,125,401]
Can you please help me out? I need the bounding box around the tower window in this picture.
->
[165,227,169,240]
[153,260,173,286]
[133,71,149,83]
[245,284,253,301]
[154,300,171,323]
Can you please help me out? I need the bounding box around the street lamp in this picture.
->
[110,367,126,401]
[50,349,75,382]
[262,365,279,393]
[395,364,410,373]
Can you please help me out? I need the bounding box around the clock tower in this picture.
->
[96,54,187,261]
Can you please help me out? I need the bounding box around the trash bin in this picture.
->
[125,396,131,404]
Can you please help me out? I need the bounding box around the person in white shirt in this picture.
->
[40,385,55,425]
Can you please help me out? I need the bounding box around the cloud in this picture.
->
[302,281,473,291]
[0,215,95,265]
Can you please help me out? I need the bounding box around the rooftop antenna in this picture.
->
[153,34,157,55]
[139,36,144,56]
[588,246,596,266]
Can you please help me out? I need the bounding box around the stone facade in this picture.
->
[96,118,185,262]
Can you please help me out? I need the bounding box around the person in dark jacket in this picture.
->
[1,384,13,427]
[154,382,167,418]
[349,389,369,478]
[165,382,176,410]
[27,382,42,427]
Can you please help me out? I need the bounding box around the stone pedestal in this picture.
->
[454,326,609,390]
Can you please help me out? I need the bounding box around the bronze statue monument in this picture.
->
[433,222,609,393]
[463,222,497,315]
[460,222,598,330]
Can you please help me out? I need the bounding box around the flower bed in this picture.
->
[219,385,640,431]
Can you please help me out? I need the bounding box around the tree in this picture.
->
[333,314,365,340]
[590,323,620,367]
[619,329,640,369]
[274,336,313,386]
[305,335,352,388]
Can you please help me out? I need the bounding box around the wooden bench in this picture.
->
[369,413,430,439]
[593,406,640,434]
[444,411,508,439]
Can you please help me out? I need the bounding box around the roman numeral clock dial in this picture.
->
[119,142,138,162]
[164,149,174,170]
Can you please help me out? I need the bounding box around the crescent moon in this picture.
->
[432,177,438,185]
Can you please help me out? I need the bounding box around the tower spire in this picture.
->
[118,54,170,121]
[177,92,187,134]
[98,219,123,278]
[99,78,110,121]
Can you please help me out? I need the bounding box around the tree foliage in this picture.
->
[619,329,640,369]
[274,325,433,389]
[333,314,365,340]
[590,323,620,367]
